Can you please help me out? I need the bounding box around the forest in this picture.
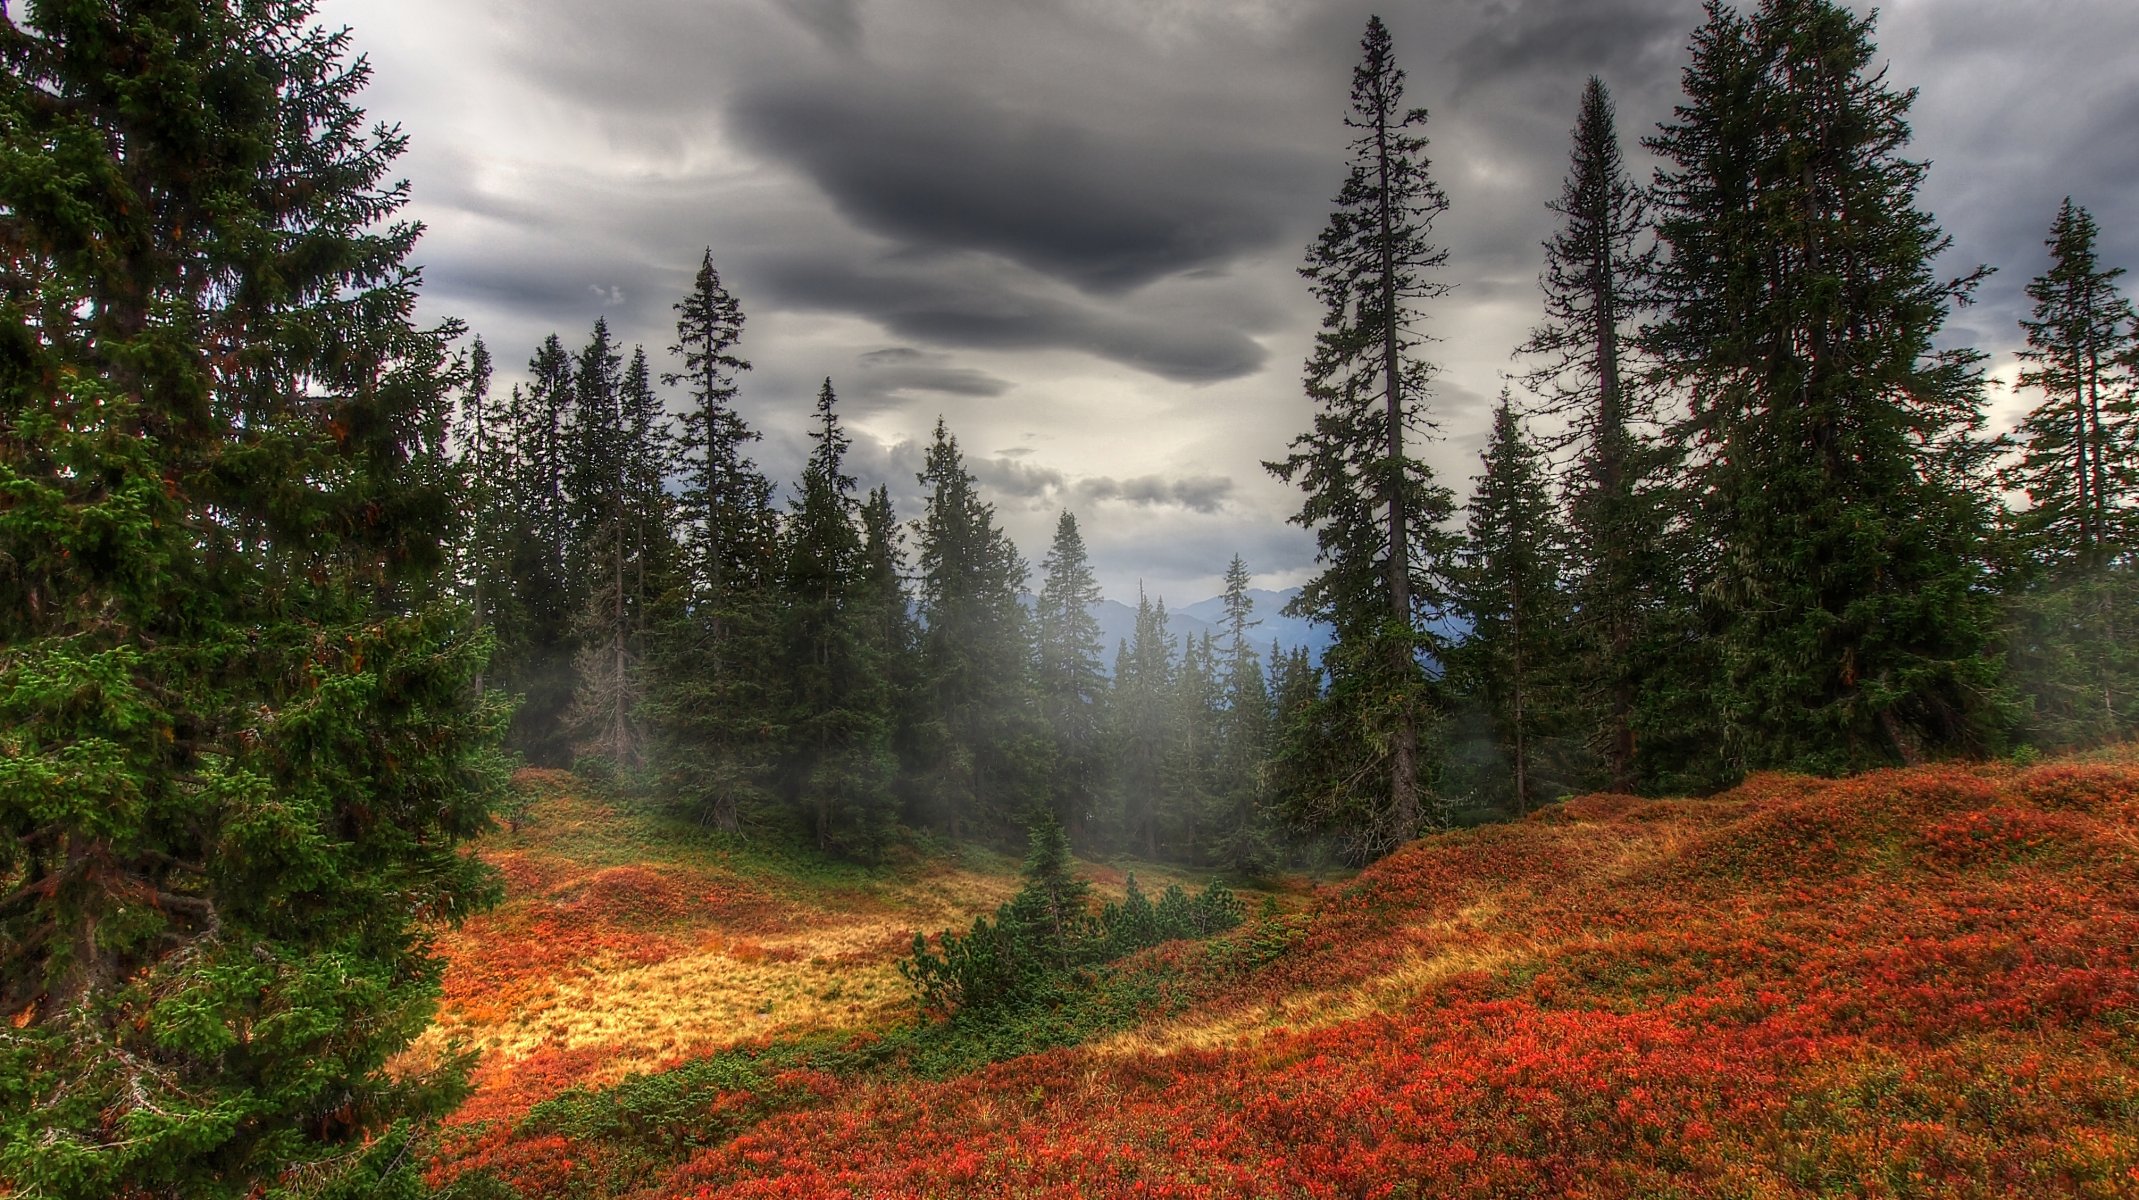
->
[2,0,2135,1197]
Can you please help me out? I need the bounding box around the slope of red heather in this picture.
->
[611,757,2139,1199]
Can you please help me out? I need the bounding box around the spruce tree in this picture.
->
[0,4,508,1195]
[564,333,672,775]
[1209,558,1278,874]
[490,335,581,763]
[910,419,1044,840]
[665,249,759,621]
[2001,199,2139,749]
[2005,198,2138,570]
[1110,589,1176,857]
[1267,14,1457,857]
[648,257,777,832]
[455,335,507,695]
[775,380,896,857]
[1163,632,1223,863]
[1645,0,2007,777]
[1451,398,1582,814]
[1519,76,1664,790]
[1034,511,1107,840]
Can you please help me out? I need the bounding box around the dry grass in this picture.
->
[407,775,1242,1121]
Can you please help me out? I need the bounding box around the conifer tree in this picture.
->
[1034,512,1108,840]
[648,257,777,832]
[455,335,507,688]
[1209,558,1278,873]
[2001,199,2139,749]
[1452,398,1582,814]
[1267,14,1457,856]
[1520,76,1664,790]
[0,4,508,1194]
[1646,0,2006,777]
[564,332,672,774]
[490,334,581,762]
[2005,198,2138,570]
[775,380,896,857]
[1110,589,1176,857]
[910,419,1044,840]
[1163,632,1223,862]
[666,249,760,619]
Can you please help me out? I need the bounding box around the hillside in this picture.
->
[425,754,2139,1199]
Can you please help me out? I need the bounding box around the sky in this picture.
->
[321,0,2139,605]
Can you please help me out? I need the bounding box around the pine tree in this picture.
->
[665,249,759,619]
[1209,558,1278,874]
[1451,398,1582,814]
[1034,512,1108,840]
[2005,198,2138,571]
[1645,0,2007,777]
[1267,14,1458,857]
[455,335,506,686]
[775,379,897,857]
[490,334,582,763]
[1519,76,1663,790]
[910,419,1044,841]
[563,332,672,775]
[1110,589,1176,857]
[1162,631,1223,862]
[0,5,508,1195]
[648,256,777,832]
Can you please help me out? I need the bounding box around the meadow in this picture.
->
[417,750,2139,1199]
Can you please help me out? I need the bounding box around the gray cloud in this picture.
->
[728,71,1320,294]
[334,0,2139,605]
[749,249,1269,382]
[1075,474,1235,514]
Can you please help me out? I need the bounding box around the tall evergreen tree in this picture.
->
[455,335,506,689]
[665,249,759,619]
[564,331,672,774]
[1034,512,1107,840]
[648,257,776,832]
[489,334,581,763]
[1209,558,1278,874]
[1267,14,1457,857]
[1451,398,1582,814]
[1519,76,1663,790]
[0,4,508,1195]
[775,380,896,857]
[1645,0,2006,777]
[1110,589,1176,857]
[910,419,1043,840]
[2004,198,2138,570]
[1162,632,1223,862]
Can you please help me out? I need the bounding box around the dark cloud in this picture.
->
[749,250,1268,382]
[1448,0,1692,97]
[338,0,2139,604]
[728,70,1320,293]
[835,346,1013,414]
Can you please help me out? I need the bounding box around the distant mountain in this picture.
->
[1090,587,1333,673]
[1026,586,1470,676]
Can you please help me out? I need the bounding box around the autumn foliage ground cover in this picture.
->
[429,754,2139,1199]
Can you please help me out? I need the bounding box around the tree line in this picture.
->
[464,1,2139,870]
[456,264,1321,869]
[1272,2,2139,857]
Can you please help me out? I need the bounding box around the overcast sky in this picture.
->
[322,0,2139,605]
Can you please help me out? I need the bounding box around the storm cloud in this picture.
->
[327,0,2139,602]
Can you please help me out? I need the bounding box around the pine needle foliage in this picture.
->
[0,4,509,1195]
[1645,0,2009,778]
[1267,14,1458,859]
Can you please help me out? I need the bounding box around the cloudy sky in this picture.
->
[322,0,2139,605]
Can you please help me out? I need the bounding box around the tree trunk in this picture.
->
[1375,86,1419,845]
